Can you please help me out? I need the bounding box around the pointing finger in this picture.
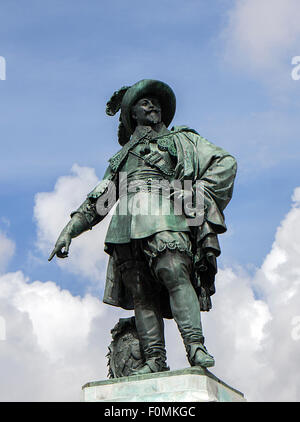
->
[48,248,57,262]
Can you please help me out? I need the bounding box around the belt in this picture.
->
[119,178,173,198]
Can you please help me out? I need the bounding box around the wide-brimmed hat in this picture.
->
[120,79,176,134]
[106,79,176,137]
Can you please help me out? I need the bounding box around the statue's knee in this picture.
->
[154,253,190,289]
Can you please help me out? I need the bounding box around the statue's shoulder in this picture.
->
[172,126,234,160]
[171,125,199,135]
[171,125,209,144]
[108,147,125,173]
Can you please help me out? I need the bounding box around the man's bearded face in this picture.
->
[131,96,162,127]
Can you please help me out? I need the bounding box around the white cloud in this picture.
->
[2,272,102,360]
[0,269,128,401]
[223,0,300,80]
[165,185,300,401]
[23,170,300,401]
[258,186,300,306]
[201,185,300,401]
[2,166,300,401]
[34,164,112,288]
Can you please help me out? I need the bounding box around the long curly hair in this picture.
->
[106,86,131,146]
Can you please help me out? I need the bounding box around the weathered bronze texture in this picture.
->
[49,79,237,377]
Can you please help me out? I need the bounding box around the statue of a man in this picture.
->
[49,80,237,375]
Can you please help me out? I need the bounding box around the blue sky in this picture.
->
[1,0,299,292]
[1,0,300,401]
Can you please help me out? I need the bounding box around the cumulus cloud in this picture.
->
[34,164,112,288]
[2,165,300,401]
[222,0,300,82]
[201,186,300,401]
[165,185,300,401]
[0,269,128,401]
[250,187,300,400]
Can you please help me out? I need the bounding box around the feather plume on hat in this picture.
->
[106,86,131,145]
[106,86,130,116]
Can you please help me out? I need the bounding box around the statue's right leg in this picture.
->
[114,243,169,375]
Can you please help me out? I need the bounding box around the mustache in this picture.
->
[146,107,161,114]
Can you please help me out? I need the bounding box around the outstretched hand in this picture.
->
[48,234,72,261]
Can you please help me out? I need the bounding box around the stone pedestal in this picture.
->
[81,367,246,402]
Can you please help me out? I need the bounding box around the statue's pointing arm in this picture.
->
[48,166,117,261]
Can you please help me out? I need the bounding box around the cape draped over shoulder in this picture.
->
[100,126,237,315]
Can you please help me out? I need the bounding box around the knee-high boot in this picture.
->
[122,266,169,374]
[153,250,215,368]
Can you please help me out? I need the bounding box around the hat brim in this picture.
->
[120,79,176,134]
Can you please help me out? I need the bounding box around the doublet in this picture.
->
[104,124,190,247]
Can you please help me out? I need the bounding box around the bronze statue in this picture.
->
[49,79,237,376]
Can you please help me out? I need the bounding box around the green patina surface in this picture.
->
[50,80,238,381]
